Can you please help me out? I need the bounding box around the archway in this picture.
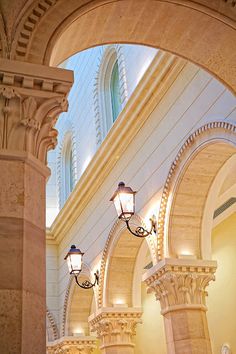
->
[10,0,236,93]
[157,121,236,260]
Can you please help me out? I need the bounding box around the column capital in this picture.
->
[143,258,217,315]
[89,308,142,350]
[46,336,97,354]
[0,58,73,164]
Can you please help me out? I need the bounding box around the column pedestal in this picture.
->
[144,258,217,354]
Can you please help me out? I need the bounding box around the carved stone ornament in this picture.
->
[0,58,73,163]
[221,344,231,354]
[144,259,217,315]
[46,336,96,354]
[89,309,142,349]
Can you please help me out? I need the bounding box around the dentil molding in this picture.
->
[47,336,96,354]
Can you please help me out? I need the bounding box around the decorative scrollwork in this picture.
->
[74,270,99,290]
[125,216,156,238]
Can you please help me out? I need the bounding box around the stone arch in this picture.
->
[46,307,59,342]
[157,121,236,261]
[98,215,157,308]
[11,0,236,93]
[61,264,97,337]
[93,44,128,146]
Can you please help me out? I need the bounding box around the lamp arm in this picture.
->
[125,216,157,238]
[74,270,99,289]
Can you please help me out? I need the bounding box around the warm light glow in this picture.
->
[178,252,196,260]
[114,192,134,219]
[113,298,128,307]
[67,253,82,274]
[65,245,84,275]
[73,328,84,336]
[111,182,136,220]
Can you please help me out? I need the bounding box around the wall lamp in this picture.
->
[65,245,99,289]
[110,182,157,238]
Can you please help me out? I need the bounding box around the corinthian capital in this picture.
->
[143,258,217,315]
[89,308,142,349]
[0,58,73,163]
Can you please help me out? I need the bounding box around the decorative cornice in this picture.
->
[47,51,186,242]
[47,336,96,354]
[89,308,142,349]
[157,121,236,261]
[144,258,217,315]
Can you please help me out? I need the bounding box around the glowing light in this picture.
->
[113,298,128,307]
[73,328,84,336]
[178,252,196,260]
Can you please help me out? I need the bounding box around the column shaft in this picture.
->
[0,155,48,353]
[164,308,212,354]
[0,58,73,354]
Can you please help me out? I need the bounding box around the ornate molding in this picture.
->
[98,215,157,309]
[12,0,58,61]
[144,258,217,315]
[0,58,72,163]
[61,275,74,337]
[157,121,236,261]
[47,336,96,354]
[89,309,142,349]
[46,307,59,341]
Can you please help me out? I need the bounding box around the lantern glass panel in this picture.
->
[67,253,82,274]
[115,191,134,220]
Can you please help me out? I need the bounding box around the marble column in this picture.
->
[46,336,97,354]
[0,58,73,354]
[89,308,142,354]
[144,258,217,354]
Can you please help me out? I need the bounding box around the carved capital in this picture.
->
[89,308,142,349]
[0,58,73,164]
[144,258,217,315]
[46,336,96,354]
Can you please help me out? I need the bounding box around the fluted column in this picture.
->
[47,336,97,354]
[144,258,217,354]
[0,58,73,354]
[89,308,142,354]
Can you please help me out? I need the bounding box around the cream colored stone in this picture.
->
[89,308,142,354]
[47,336,97,354]
[144,258,216,354]
[0,60,73,353]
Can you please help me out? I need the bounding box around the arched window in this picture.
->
[61,136,74,205]
[95,47,127,144]
[110,60,122,123]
